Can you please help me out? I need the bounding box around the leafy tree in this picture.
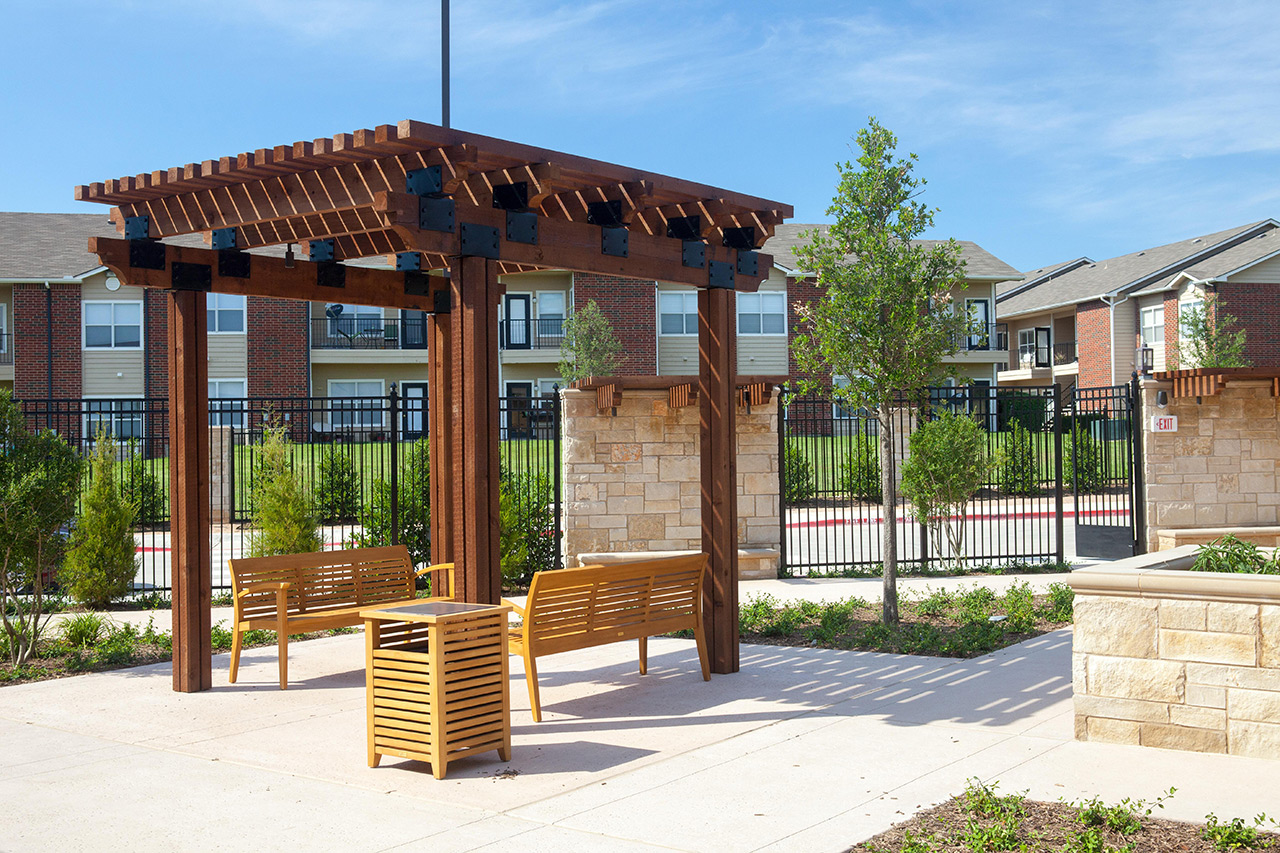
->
[121,439,166,524]
[901,412,993,566]
[247,426,322,557]
[1000,421,1040,496]
[839,435,882,503]
[62,430,140,608]
[499,469,556,583]
[1169,292,1250,369]
[0,390,82,665]
[558,299,623,382]
[1064,423,1105,492]
[792,118,970,624]
[783,442,816,505]
[314,445,361,522]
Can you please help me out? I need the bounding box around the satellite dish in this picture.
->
[325,304,343,320]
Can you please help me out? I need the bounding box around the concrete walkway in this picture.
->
[2,626,1279,852]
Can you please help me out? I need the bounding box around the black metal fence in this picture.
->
[781,384,1070,575]
[19,390,562,595]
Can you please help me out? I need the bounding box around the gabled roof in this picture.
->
[1132,228,1280,295]
[997,220,1278,317]
[0,212,119,279]
[996,257,1092,298]
[761,223,1022,281]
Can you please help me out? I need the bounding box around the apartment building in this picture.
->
[997,220,1280,390]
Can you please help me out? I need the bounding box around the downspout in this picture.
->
[1100,290,1132,386]
[44,280,53,398]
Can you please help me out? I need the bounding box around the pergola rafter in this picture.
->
[76,118,791,694]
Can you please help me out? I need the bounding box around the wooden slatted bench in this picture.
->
[228,545,453,689]
[503,553,710,722]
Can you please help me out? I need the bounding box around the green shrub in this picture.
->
[902,412,994,565]
[1002,581,1036,633]
[499,469,557,584]
[60,612,108,648]
[62,430,140,608]
[351,439,431,569]
[1041,583,1075,622]
[247,426,322,558]
[1064,423,1104,491]
[783,442,816,504]
[840,435,882,502]
[121,440,167,524]
[998,392,1048,431]
[314,445,361,522]
[1191,535,1280,575]
[1000,422,1040,496]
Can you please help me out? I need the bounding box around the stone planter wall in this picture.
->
[1068,550,1280,759]
[1142,377,1280,551]
[561,388,779,572]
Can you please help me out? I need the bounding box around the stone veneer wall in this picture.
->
[1070,552,1280,759]
[561,388,779,564]
[1141,377,1280,551]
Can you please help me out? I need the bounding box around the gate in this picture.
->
[1070,378,1145,558]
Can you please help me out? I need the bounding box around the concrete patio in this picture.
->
[1,626,1278,852]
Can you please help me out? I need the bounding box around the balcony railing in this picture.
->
[0,333,10,365]
[958,322,1008,353]
[499,317,566,350]
[310,318,428,350]
[1053,340,1077,365]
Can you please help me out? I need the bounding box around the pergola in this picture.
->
[76,120,792,693]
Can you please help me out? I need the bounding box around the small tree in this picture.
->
[314,445,361,523]
[792,118,970,624]
[248,426,322,557]
[783,442,816,505]
[839,435,882,503]
[0,390,82,665]
[1000,421,1040,496]
[1169,292,1250,369]
[901,412,993,566]
[558,299,623,383]
[499,469,556,583]
[121,439,166,524]
[351,439,431,570]
[62,430,140,608]
[1064,423,1104,492]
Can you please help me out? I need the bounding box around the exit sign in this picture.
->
[1151,415,1178,433]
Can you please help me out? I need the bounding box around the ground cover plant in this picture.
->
[854,779,1278,853]
[738,581,1074,657]
[1191,535,1280,575]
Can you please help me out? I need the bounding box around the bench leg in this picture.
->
[524,652,543,723]
[694,624,711,682]
[229,626,243,684]
[638,636,648,675]
[276,591,289,690]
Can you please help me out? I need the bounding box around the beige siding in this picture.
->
[1111,297,1137,383]
[208,334,247,379]
[310,364,429,396]
[1136,295,1166,372]
[658,335,698,374]
[80,271,132,301]
[738,336,788,373]
[657,273,788,375]
[1228,254,1280,284]
[82,352,145,395]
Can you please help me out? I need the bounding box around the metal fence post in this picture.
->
[1130,372,1146,555]
[389,384,400,547]
[777,387,787,577]
[1053,383,1064,565]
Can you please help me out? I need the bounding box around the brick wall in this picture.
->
[1163,292,1179,367]
[1076,299,1112,387]
[787,275,822,384]
[247,296,308,397]
[1220,282,1280,368]
[13,282,81,399]
[570,273,656,375]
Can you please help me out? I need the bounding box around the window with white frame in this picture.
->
[1017,328,1036,368]
[0,303,7,352]
[537,291,566,342]
[737,291,786,335]
[207,293,246,333]
[1140,305,1165,346]
[329,380,384,428]
[658,290,698,335]
[84,399,145,440]
[326,304,383,337]
[84,301,142,349]
[208,379,247,427]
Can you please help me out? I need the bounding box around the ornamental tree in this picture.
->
[1170,292,1250,369]
[558,299,622,382]
[792,118,970,625]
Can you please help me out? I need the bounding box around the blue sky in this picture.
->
[4,0,1280,271]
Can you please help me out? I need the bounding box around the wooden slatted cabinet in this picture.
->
[361,601,512,779]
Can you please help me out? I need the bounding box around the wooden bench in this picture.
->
[228,545,453,689]
[503,553,710,722]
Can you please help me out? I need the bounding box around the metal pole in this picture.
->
[1130,372,1146,556]
[389,384,400,547]
[1053,383,1064,565]
[777,387,786,577]
[441,0,450,128]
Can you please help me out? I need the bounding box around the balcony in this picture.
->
[1053,340,1077,365]
[311,318,427,350]
[499,317,565,350]
[0,333,10,365]
[957,323,1008,353]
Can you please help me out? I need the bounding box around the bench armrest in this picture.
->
[236,581,293,598]
[500,598,525,618]
[415,563,455,599]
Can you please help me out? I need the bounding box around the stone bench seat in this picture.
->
[577,547,780,581]
[1156,526,1280,551]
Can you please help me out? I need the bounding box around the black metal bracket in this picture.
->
[406,166,443,196]
[124,216,150,240]
[722,226,756,250]
[309,239,335,262]
[666,215,702,240]
[682,239,706,269]
[211,228,237,251]
[317,262,346,288]
[129,240,166,270]
[404,270,431,296]
[218,250,250,279]
[419,195,455,232]
[459,223,500,259]
[708,260,735,289]
[601,226,629,258]
[170,262,212,292]
[506,210,538,245]
[736,250,759,278]
[396,252,422,272]
[433,287,451,315]
[492,181,529,211]
[587,200,623,227]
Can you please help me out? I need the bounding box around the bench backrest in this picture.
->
[523,554,707,656]
[229,545,415,621]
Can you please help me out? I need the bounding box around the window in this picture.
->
[84,301,142,349]
[537,291,567,343]
[0,303,7,353]
[326,304,383,337]
[1141,305,1165,346]
[737,291,786,335]
[208,379,247,427]
[1017,328,1036,368]
[328,380,384,428]
[207,293,246,333]
[659,291,698,335]
[84,399,145,440]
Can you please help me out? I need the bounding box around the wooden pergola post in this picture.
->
[167,289,213,692]
[698,286,739,674]
[428,283,454,568]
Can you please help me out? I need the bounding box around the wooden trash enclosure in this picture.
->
[75,119,791,692]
